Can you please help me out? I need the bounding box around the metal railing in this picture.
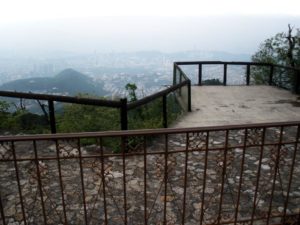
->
[174,61,300,94]
[1,61,299,134]
[127,80,191,129]
[173,63,192,112]
[0,90,126,132]
[0,73,191,132]
[0,121,300,224]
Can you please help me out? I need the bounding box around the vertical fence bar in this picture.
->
[33,140,48,225]
[163,134,169,225]
[99,138,108,225]
[187,80,192,112]
[0,191,6,225]
[77,139,88,225]
[179,71,182,84]
[143,136,148,225]
[181,133,189,225]
[234,128,248,225]
[120,98,128,130]
[246,64,250,85]
[48,100,56,134]
[11,141,27,225]
[163,95,167,128]
[266,126,284,225]
[198,63,202,86]
[55,140,68,224]
[282,125,300,224]
[173,63,177,85]
[200,131,209,225]
[223,63,227,86]
[294,69,300,94]
[269,65,274,85]
[250,128,266,225]
[217,130,229,224]
[179,71,182,96]
[122,137,128,225]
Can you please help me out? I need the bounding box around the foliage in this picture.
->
[56,94,121,150]
[0,100,9,112]
[0,101,49,134]
[128,92,182,130]
[0,100,10,132]
[252,27,300,67]
[202,78,222,85]
[125,83,138,102]
[57,104,120,133]
[11,110,49,133]
[251,25,300,88]
[0,85,183,152]
[128,98,163,130]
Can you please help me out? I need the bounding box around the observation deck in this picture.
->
[0,61,300,225]
[173,85,300,128]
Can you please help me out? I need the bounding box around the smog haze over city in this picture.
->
[0,0,300,97]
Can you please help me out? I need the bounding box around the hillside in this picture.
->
[0,68,108,96]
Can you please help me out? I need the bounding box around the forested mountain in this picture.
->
[0,68,108,96]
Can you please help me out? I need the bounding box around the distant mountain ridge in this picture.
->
[0,68,108,96]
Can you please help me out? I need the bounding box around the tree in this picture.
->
[57,94,120,133]
[0,100,49,134]
[57,95,121,151]
[125,83,137,102]
[252,25,300,67]
[0,101,10,130]
[0,100,9,113]
[251,25,300,88]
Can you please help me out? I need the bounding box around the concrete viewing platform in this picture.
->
[172,85,300,128]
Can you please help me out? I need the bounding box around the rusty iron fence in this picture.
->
[1,121,300,225]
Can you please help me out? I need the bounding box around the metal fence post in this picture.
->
[120,98,128,130]
[223,63,227,86]
[0,192,6,225]
[246,64,250,85]
[198,63,202,86]
[269,65,274,85]
[163,95,167,128]
[294,69,300,94]
[48,100,56,134]
[179,71,182,96]
[187,80,192,112]
[173,63,176,85]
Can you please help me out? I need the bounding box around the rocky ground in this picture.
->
[0,126,300,225]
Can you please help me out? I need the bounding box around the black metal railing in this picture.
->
[0,74,191,132]
[174,61,300,94]
[1,61,299,134]
[0,90,125,133]
[173,63,192,112]
[127,81,191,129]
[0,121,299,224]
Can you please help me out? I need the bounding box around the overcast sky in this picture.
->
[0,0,300,55]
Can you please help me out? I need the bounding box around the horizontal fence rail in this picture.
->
[0,90,127,133]
[0,73,191,132]
[1,61,299,135]
[0,91,122,107]
[174,61,300,94]
[0,121,300,225]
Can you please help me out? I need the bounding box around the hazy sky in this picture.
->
[0,0,300,55]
